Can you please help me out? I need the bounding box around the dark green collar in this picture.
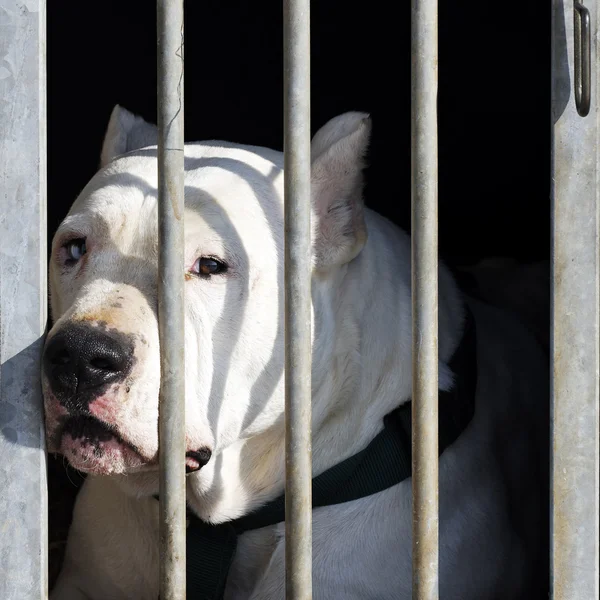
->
[160,305,477,600]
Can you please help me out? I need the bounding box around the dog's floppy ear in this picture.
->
[310,112,371,271]
[100,105,159,167]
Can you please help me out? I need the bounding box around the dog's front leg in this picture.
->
[244,538,285,600]
[50,572,92,600]
[51,476,160,600]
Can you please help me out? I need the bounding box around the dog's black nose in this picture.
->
[44,323,134,399]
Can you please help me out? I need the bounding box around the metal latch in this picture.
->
[574,1,591,117]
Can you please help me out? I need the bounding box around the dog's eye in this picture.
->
[192,257,228,277]
[64,238,87,264]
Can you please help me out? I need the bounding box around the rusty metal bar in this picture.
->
[157,0,186,598]
[283,0,313,597]
[0,1,48,598]
[551,1,599,598]
[411,0,439,597]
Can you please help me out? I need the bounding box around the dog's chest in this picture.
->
[224,485,416,600]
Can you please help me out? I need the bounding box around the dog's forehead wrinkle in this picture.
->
[68,172,157,221]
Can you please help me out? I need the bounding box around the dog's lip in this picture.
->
[57,416,212,472]
[60,415,149,461]
[185,448,212,473]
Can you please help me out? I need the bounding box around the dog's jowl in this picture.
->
[45,106,549,600]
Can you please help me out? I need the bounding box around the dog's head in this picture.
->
[42,105,370,477]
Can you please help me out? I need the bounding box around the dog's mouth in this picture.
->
[58,415,212,476]
[59,415,148,475]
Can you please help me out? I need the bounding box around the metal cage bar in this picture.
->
[551,1,600,598]
[411,0,439,598]
[0,1,48,599]
[157,0,187,598]
[283,0,313,597]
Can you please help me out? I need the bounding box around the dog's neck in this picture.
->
[185,210,465,524]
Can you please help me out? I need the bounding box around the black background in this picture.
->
[47,0,550,269]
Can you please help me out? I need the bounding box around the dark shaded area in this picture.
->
[46,0,550,590]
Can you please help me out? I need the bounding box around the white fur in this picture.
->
[47,106,548,599]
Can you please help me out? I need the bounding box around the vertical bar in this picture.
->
[411,0,439,598]
[0,1,48,599]
[551,0,599,598]
[283,0,312,597]
[157,1,186,599]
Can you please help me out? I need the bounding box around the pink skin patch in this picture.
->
[43,391,69,452]
[61,431,146,475]
[186,455,202,472]
[88,389,120,425]
[45,384,160,474]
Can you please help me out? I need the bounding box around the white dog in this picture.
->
[44,106,549,599]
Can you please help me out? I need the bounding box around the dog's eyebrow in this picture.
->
[53,212,102,249]
[54,224,89,245]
